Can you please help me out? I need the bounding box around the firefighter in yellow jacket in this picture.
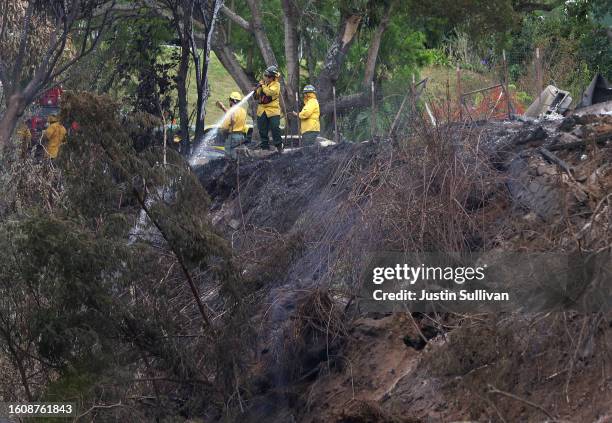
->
[254,65,282,152]
[293,85,320,144]
[218,91,247,160]
[16,122,32,158]
[42,115,67,159]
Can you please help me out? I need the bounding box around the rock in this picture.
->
[228,218,241,230]
[553,132,580,147]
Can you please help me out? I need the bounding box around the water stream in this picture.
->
[189,91,254,166]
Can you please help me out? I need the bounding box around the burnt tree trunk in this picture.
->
[281,0,299,134]
[177,42,191,148]
[192,0,224,141]
[174,1,193,150]
[316,14,362,111]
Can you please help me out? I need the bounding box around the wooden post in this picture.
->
[371,81,376,140]
[536,47,543,99]
[279,80,289,146]
[295,91,301,147]
[502,50,512,120]
[456,66,462,121]
[411,73,416,116]
[333,86,338,143]
[446,74,451,123]
[533,48,538,99]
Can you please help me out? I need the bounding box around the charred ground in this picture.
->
[196,114,612,422]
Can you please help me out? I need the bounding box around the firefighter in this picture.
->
[217,91,247,160]
[254,65,282,152]
[293,85,320,144]
[42,115,67,159]
[16,122,32,158]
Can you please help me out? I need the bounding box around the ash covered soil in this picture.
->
[196,115,612,423]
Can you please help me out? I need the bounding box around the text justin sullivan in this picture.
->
[373,289,509,301]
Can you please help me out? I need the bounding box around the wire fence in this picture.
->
[330,44,598,142]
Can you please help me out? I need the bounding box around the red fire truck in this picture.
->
[26,86,63,140]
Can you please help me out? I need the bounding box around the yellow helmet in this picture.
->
[229,91,242,102]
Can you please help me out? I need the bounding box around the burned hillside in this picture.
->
[195,112,612,422]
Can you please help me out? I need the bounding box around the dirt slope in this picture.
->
[196,115,612,423]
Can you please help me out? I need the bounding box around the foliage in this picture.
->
[68,15,177,114]
[0,91,251,418]
[503,0,612,100]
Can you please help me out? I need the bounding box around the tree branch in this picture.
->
[220,4,250,31]
[212,28,254,93]
[320,91,369,115]
[245,0,277,66]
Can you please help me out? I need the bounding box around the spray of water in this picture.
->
[189,91,255,166]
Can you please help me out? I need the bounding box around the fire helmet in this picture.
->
[303,85,316,94]
[229,91,242,102]
[264,65,280,77]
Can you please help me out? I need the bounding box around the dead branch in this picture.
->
[487,384,556,420]
[539,147,574,177]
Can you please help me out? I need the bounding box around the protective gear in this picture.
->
[225,133,245,160]
[303,85,316,94]
[17,124,32,157]
[43,116,67,159]
[229,91,243,102]
[221,106,247,133]
[255,79,281,117]
[17,124,32,143]
[257,114,282,150]
[264,65,280,77]
[298,92,320,134]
